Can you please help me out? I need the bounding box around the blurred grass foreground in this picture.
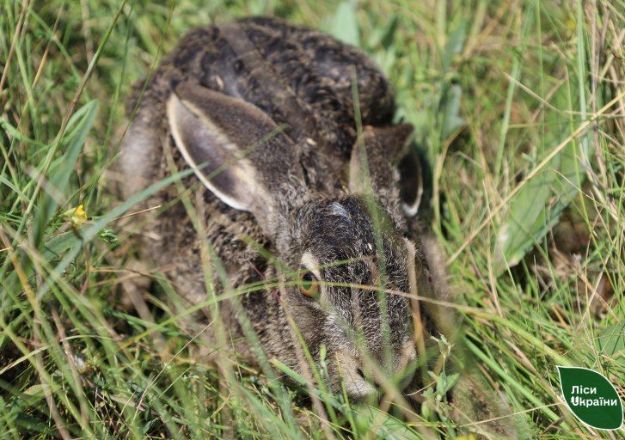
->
[1,0,624,439]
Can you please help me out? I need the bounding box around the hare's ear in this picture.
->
[349,124,413,217]
[167,82,291,213]
[349,124,427,218]
[349,124,413,190]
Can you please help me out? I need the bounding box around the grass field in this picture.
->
[1,0,624,438]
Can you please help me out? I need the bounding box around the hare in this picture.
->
[119,16,525,438]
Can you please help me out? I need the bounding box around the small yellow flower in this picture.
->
[565,17,576,33]
[456,435,477,440]
[63,204,88,226]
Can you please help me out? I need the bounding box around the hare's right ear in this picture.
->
[349,124,414,220]
[167,82,297,215]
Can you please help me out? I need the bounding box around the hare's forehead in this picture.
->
[299,202,409,274]
[310,196,403,238]
[328,202,350,219]
[300,198,375,240]
[297,198,406,267]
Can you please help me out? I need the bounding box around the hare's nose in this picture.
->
[399,339,417,369]
[345,371,376,401]
[395,339,418,390]
[335,350,377,401]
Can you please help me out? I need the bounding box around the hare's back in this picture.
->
[238,17,395,125]
[149,17,395,158]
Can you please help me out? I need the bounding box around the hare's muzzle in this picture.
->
[334,349,377,401]
[334,338,417,402]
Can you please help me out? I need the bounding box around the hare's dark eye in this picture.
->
[299,270,320,299]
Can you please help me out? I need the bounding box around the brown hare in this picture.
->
[119,16,525,438]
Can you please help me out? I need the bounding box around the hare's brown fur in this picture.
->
[121,16,420,366]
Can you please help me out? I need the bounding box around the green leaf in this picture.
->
[23,383,59,397]
[354,406,420,440]
[441,23,466,72]
[42,231,81,260]
[367,14,398,49]
[557,366,623,430]
[493,171,554,273]
[598,323,625,357]
[32,100,99,246]
[493,136,589,275]
[440,84,464,139]
[0,117,45,147]
[329,0,360,47]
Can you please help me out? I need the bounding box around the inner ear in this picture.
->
[398,150,425,217]
[168,91,264,212]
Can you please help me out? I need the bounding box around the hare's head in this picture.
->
[167,81,423,399]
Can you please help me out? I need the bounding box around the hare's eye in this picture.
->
[299,270,320,299]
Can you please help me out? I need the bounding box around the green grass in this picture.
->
[1,0,624,438]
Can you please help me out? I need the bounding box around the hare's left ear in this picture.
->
[167,82,308,240]
[349,124,418,218]
[167,82,305,220]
